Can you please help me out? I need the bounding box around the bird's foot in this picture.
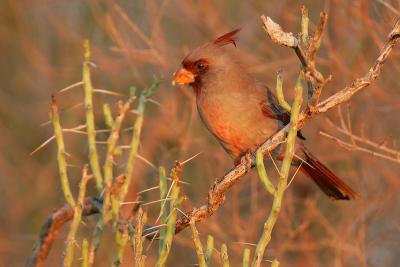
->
[236,152,253,171]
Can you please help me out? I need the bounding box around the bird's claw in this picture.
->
[240,153,253,171]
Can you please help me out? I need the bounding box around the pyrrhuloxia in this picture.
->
[173,29,356,200]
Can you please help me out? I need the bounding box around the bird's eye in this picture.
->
[196,62,206,71]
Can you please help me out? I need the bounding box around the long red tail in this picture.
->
[300,150,357,200]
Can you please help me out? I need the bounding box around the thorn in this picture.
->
[137,185,160,195]
[57,81,84,93]
[93,89,125,96]
[181,152,202,165]
[136,154,157,170]
[30,136,56,155]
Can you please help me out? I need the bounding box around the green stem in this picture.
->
[301,6,309,46]
[112,78,160,221]
[81,239,89,267]
[156,163,181,267]
[118,92,145,204]
[118,78,161,205]
[112,231,129,267]
[243,248,250,267]
[102,98,133,222]
[252,81,303,267]
[103,103,114,129]
[50,97,75,207]
[88,217,103,266]
[63,166,91,267]
[190,220,207,267]
[272,258,280,267]
[158,166,168,255]
[221,244,230,267]
[83,40,103,191]
[275,71,291,112]
[256,149,275,195]
[205,235,214,266]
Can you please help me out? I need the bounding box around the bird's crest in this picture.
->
[213,28,241,48]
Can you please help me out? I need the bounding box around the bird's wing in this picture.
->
[260,89,291,123]
[260,88,306,140]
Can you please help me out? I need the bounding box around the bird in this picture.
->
[173,29,356,200]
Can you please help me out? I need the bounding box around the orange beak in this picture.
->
[172,68,195,86]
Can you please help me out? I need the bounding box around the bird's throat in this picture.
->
[190,77,203,95]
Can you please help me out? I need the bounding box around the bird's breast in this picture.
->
[196,91,279,159]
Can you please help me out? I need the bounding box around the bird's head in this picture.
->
[173,29,241,94]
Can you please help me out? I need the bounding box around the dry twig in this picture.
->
[25,197,101,267]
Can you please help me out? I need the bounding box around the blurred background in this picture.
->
[1,0,400,266]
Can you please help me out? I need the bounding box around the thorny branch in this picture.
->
[25,196,159,267]
[26,197,101,267]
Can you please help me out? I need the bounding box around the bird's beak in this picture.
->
[172,68,195,86]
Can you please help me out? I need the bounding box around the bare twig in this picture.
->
[320,131,400,164]
[133,208,146,267]
[325,118,400,158]
[308,12,328,63]
[25,197,101,267]
[261,15,325,84]
[308,75,332,110]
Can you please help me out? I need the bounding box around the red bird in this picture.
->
[173,29,356,200]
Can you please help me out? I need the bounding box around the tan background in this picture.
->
[0,0,399,266]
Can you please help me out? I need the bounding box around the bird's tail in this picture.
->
[300,149,357,200]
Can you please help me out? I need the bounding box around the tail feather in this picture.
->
[300,150,357,200]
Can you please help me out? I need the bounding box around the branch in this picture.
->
[173,17,400,235]
[83,40,103,191]
[320,131,400,164]
[26,190,164,266]
[50,96,76,208]
[189,219,207,267]
[261,15,326,84]
[103,97,134,222]
[320,117,400,164]
[25,197,101,267]
[156,162,182,267]
[63,166,92,267]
